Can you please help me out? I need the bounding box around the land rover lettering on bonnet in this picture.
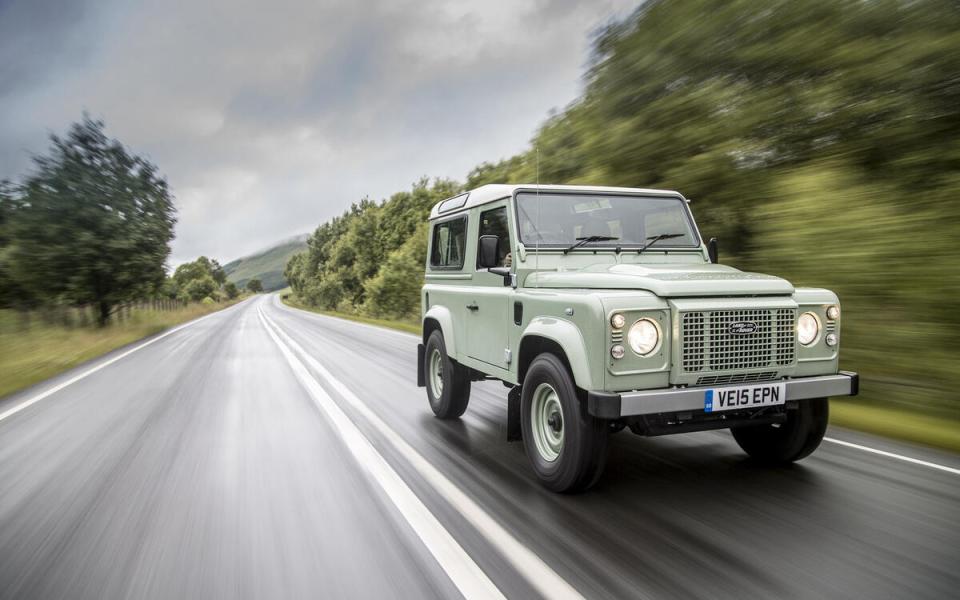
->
[417,184,858,493]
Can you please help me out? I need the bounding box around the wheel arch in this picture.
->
[519,318,595,391]
[423,305,457,357]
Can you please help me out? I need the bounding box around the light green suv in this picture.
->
[417,184,858,492]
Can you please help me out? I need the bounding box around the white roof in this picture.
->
[428,184,684,219]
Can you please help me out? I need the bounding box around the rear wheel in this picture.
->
[423,330,470,419]
[731,398,829,463]
[521,353,608,492]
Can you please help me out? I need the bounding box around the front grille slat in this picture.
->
[681,308,796,374]
[696,371,778,386]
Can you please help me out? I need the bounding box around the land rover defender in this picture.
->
[417,184,858,492]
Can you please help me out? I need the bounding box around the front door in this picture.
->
[466,204,513,370]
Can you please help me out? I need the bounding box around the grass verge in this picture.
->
[0,297,247,399]
[280,293,420,335]
[280,292,959,453]
[830,399,960,453]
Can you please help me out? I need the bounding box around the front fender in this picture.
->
[521,317,595,390]
[423,305,457,357]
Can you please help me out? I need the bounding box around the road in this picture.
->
[1,295,958,599]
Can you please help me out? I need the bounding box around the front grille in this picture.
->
[681,309,796,373]
[696,371,778,386]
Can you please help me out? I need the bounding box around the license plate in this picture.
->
[704,382,786,413]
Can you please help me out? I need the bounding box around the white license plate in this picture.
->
[704,382,786,413]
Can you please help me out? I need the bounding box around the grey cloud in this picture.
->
[0,0,633,266]
[0,0,98,97]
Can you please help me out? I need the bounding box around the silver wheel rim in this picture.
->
[429,349,444,397]
[531,383,564,462]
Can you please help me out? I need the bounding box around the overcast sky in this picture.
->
[0,0,634,265]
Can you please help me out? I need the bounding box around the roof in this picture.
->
[428,184,684,219]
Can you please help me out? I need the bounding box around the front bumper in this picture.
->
[587,371,859,419]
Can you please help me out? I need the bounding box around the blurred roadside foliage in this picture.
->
[289,0,959,418]
[0,117,240,329]
[1,117,176,325]
[285,178,459,315]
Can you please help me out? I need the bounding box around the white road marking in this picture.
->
[824,437,960,476]
[0,301,248,424]
[256,309,506,600]
[259,306,585,600]
[272,294,960,479]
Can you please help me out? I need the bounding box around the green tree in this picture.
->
[208,258,226,286]
[223,281,239,299]
[286,179,459,314]
[363,222,428,319]
[284,252,305,295]
[173,256,223,288]
[171,255,229,300]
[0,181,33,309]
[9,116,176,324]
[183,275,217,302]
[246,278,263,293]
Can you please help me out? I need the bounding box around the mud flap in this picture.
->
[416,343,425,387]
[507,385,522,441]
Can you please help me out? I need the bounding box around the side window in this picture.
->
[477,206,511,268]
[430,216,467,269]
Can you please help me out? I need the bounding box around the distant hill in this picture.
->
[224,234,309,291]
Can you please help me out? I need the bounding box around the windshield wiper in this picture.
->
[563,235,619,254]
[637,233,685,255]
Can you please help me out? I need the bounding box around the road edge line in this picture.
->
[259,306,585,600]
[0,299,249,424]
[823,437,960,476]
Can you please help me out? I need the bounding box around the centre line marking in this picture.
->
[257,309,505,600]
[274,297,960,481]
[259,306,584,600]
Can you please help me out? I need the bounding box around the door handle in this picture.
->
[466,302,479,311]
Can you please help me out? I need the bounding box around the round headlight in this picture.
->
[611,345,625,359]
[627,318,661,356]
[610,313,626,329]
[826,305,840,320]
[798,312,820,346]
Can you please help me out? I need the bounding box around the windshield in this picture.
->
[515,192,699,249]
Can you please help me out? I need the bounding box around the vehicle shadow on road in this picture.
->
[415,410,836,597]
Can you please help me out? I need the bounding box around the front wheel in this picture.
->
[521,353,608,493]
[731,398,829,464]
[423,330,470,419]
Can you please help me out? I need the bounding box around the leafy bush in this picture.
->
[223,282,239,299]
[182,276,217,302]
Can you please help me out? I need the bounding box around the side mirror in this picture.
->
[708,237,719,264]
[478,235,499,269]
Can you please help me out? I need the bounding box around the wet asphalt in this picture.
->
[0,294,957,599]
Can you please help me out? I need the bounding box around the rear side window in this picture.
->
[430,217,467,269]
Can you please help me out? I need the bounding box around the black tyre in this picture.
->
[423,330,470,419]
[521,353,609,493]
[731,398,829,464]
